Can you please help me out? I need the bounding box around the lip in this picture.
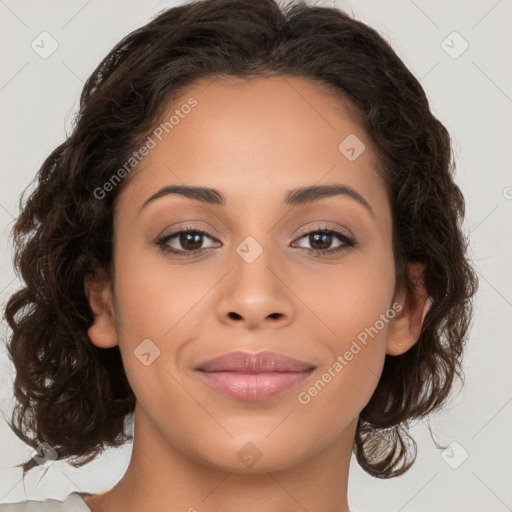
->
[196,350,315,372]
[195,351,316,401]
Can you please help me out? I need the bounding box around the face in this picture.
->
[87,75,423,473]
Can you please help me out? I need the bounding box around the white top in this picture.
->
[0,493,91,511]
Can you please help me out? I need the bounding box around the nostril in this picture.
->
[228,312,242,320]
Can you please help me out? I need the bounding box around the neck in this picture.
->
[86,404,356,512]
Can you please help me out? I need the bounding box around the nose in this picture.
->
[215,245,295,331]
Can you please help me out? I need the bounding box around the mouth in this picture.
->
[195,351,316,401]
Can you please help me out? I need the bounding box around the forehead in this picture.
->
[117,74,388,217]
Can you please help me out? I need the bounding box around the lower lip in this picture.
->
[197,370,314,401]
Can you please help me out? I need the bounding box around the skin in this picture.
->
[84,75,429,512]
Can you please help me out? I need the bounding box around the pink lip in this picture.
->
[196,351,315,401]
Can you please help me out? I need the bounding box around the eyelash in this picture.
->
[155,224,357,259]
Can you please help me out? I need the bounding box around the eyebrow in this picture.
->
[139,183,374,217]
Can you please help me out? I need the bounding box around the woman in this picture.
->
[1,0,477,510]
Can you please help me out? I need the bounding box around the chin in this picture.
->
[190,432,317,473]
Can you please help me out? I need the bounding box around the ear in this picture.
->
[84,269,118,348]
[386,261,431,356]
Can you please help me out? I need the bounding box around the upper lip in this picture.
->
[196,351,315,373]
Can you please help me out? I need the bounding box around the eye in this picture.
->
[292,227,356,255]
[155,226,220,258]
[155,225,357,258]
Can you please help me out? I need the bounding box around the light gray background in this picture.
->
[1,1,511,511]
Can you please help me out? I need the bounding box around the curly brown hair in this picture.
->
[2,0,477,479]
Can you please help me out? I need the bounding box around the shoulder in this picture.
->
[0,493,90,512]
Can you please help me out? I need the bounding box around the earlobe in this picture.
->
[386,261,431,356]
[84,272,118,349]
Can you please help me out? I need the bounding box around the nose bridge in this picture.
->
[235,234,280,291]
[215,233,295,329]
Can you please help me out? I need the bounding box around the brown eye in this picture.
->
[156,226,356,259]
[156,227,220,257]
[178,232,203,251]
[293,228,356,255]
[308,232,334,251]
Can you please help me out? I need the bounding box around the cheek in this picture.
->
[295,271,395,439]
[110,249,208,416]
[112,243,214,339]
[300,247,396,342]
[296,248,395,402]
